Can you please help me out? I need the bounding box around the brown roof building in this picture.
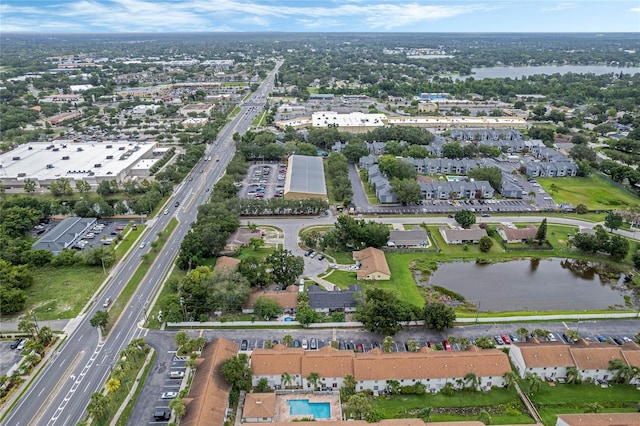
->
[496,224,538,243]
[242,392,276,422]
[439,226,488,245]
[242,286,299,314]
[352,247,391,280]
[556,413,640,426]
[225,228,261,251]
[214,256,241,273]
[180,338,238,426]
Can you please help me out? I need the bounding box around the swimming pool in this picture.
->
[446,175,464,182]
[287,399,331,418]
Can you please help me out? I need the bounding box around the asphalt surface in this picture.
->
[3,62,282,426]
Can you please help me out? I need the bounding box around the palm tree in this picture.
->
[342,374,357,398]
[186,357,197,370]
[524,372,544,394]
[609,359,636,384]
[281,372,293,389]
[106,377,121,393]
[502,371,517,390]
[565,366,580,384]
[264,339,274,349]
[565,329,580,342]
[464,372,479,391]
[87,392,108,420]
[516,327,529,342]
[407,340,420,352]
[282,334,294,347]
[306,372,321,390]
[382,336,395,353]
[193,336,206,351]
[419,407,433,423]
[169,397,186,419]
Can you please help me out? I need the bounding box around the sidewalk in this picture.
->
[0,318,70,334]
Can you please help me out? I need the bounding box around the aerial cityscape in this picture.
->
[1,3,640,426]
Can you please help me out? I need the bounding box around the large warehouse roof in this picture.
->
[284,155,327,199]
[0,141,156,185]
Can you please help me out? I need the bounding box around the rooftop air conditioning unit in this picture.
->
[12,157,20,160]
[46,164,54,169]
[17,172,26,177]
[106,155,114,159]
[94,163,102,168]
[106,144,113,148]
[62,156,70,160]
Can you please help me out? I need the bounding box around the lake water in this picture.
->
[454,65,640,80]
[427,258,631,311]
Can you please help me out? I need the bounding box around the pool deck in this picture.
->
[274,393,341,422]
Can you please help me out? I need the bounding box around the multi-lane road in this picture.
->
[2,62,282,426]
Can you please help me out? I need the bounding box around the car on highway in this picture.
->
[174,201,180,207]
[103,297,112,308]
[161,391,178,399]
[139,242,145,249]
[241,340,248,351]
[164,209,169,215]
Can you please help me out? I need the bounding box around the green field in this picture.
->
[538,175,640,210]
[323,252,425,308]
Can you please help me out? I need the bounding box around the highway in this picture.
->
[2,61,282,426]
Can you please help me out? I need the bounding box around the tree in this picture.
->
[609,359,639,384]
[356,288,408,336]
[478,409,492,425]
[282,335,294,347]
[342,141,369,162]
[23,179,37,193]
[535,218,548,243]
[422,302,456,331]
[468,167,503,191]
[341,374,357,399]
[454,210,476,229]
[479,236,493,252]
[524,372,544,394]
[174,331,189,349]
[382,336,395,352]
[75,180,91,194]
[565,366,580,384]
[253,296,283,320]
[87,392,108,420]
[347,393,372,420]
[564,329,580,342]
[502,371,517,389]
[295,301,319,327]
[419,407,433,423]
[238,256,271,288]
[255,377,271,392]
[604,211,623,232]
[533,328,551,340]
[264,339,274,349]
[106,377,121,393]
[407,340,420,352]
[306,372,321,390]
[390,178,422,205]
[442,142,464,159]
[169,397,187,419]
[249,237,265,251]
[221,354,252,391]
[464,372,479,391]
[281,372,294,388]
[266,248,304,288]
[549,183,559,194]
[90,310,109,331]
[474,337,495,349]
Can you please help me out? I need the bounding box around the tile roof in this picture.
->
[439,227,488,242]
[388,229,429,246]
[497,224,538,241]
[214,256,240,272]
[301,346,355,378]
[353,348,511,381]
[352,247,391,279]
[243,286,299,311]
[180,338,238,426]
[242,392,276,419]
[571,345,626,370]
[513,341,574,368]
[556,413,640,426]
[250,345,304,376]
[308,284,362,310]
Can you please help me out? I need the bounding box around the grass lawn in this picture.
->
[237,246,274,260]
[538,175,640,210]
[114,224,146,260]
[372,389,534,424]
[323,252,425,308]
[528,383,640,425]
[28,265,105,320]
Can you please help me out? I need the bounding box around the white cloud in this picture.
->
[631,7,640,13]
[541,2,576,12]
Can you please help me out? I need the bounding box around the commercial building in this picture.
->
[283,155,327,200]
[32,217,97,254]
[0,141,157,189]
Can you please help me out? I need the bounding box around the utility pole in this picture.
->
[475,301,481,324]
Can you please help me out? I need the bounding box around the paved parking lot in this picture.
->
[0,340,24,376]
[239,162,287,200]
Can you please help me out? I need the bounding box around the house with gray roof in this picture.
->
[500,175,523,198]
[419,180,494,200]
[439,226,488,245]
[366,164,397,203]
[525,160,578,178]
[308,284,363,313]
[388,228,429,248]
[403,158,478,175]
[32,217,97,254]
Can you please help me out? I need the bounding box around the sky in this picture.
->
[0,0,639,33]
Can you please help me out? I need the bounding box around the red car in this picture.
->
[501,334,511,345]
[443,340,452,351]
[356,343,364,353]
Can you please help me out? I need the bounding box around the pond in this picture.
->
[427,258,632,312]
[453,65,640,80]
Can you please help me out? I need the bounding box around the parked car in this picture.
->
[612,337,624,345]
[153,409,171,421]
[241,340,248,351]
[338,341,346,350]
[501,334,511,345]
[596,335,607,342]
[310,338,318,350]
[356,343,364,352]
[293,339,301,348]
[304,249,313,256]
[10,339,22,350]
[494,335,505,345]
[509,334,520,343]
[317,254,325,261]
[443,340,452,351]
[169,371,185,379]
[16,339,27,351]
[161,391,178,399]
[301,339,309,350]
[309,251,317,258]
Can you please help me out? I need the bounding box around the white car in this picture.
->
[139,242,146,249]
[164,209,169,215]
[161,391,178,399]
[301,339,309,350]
